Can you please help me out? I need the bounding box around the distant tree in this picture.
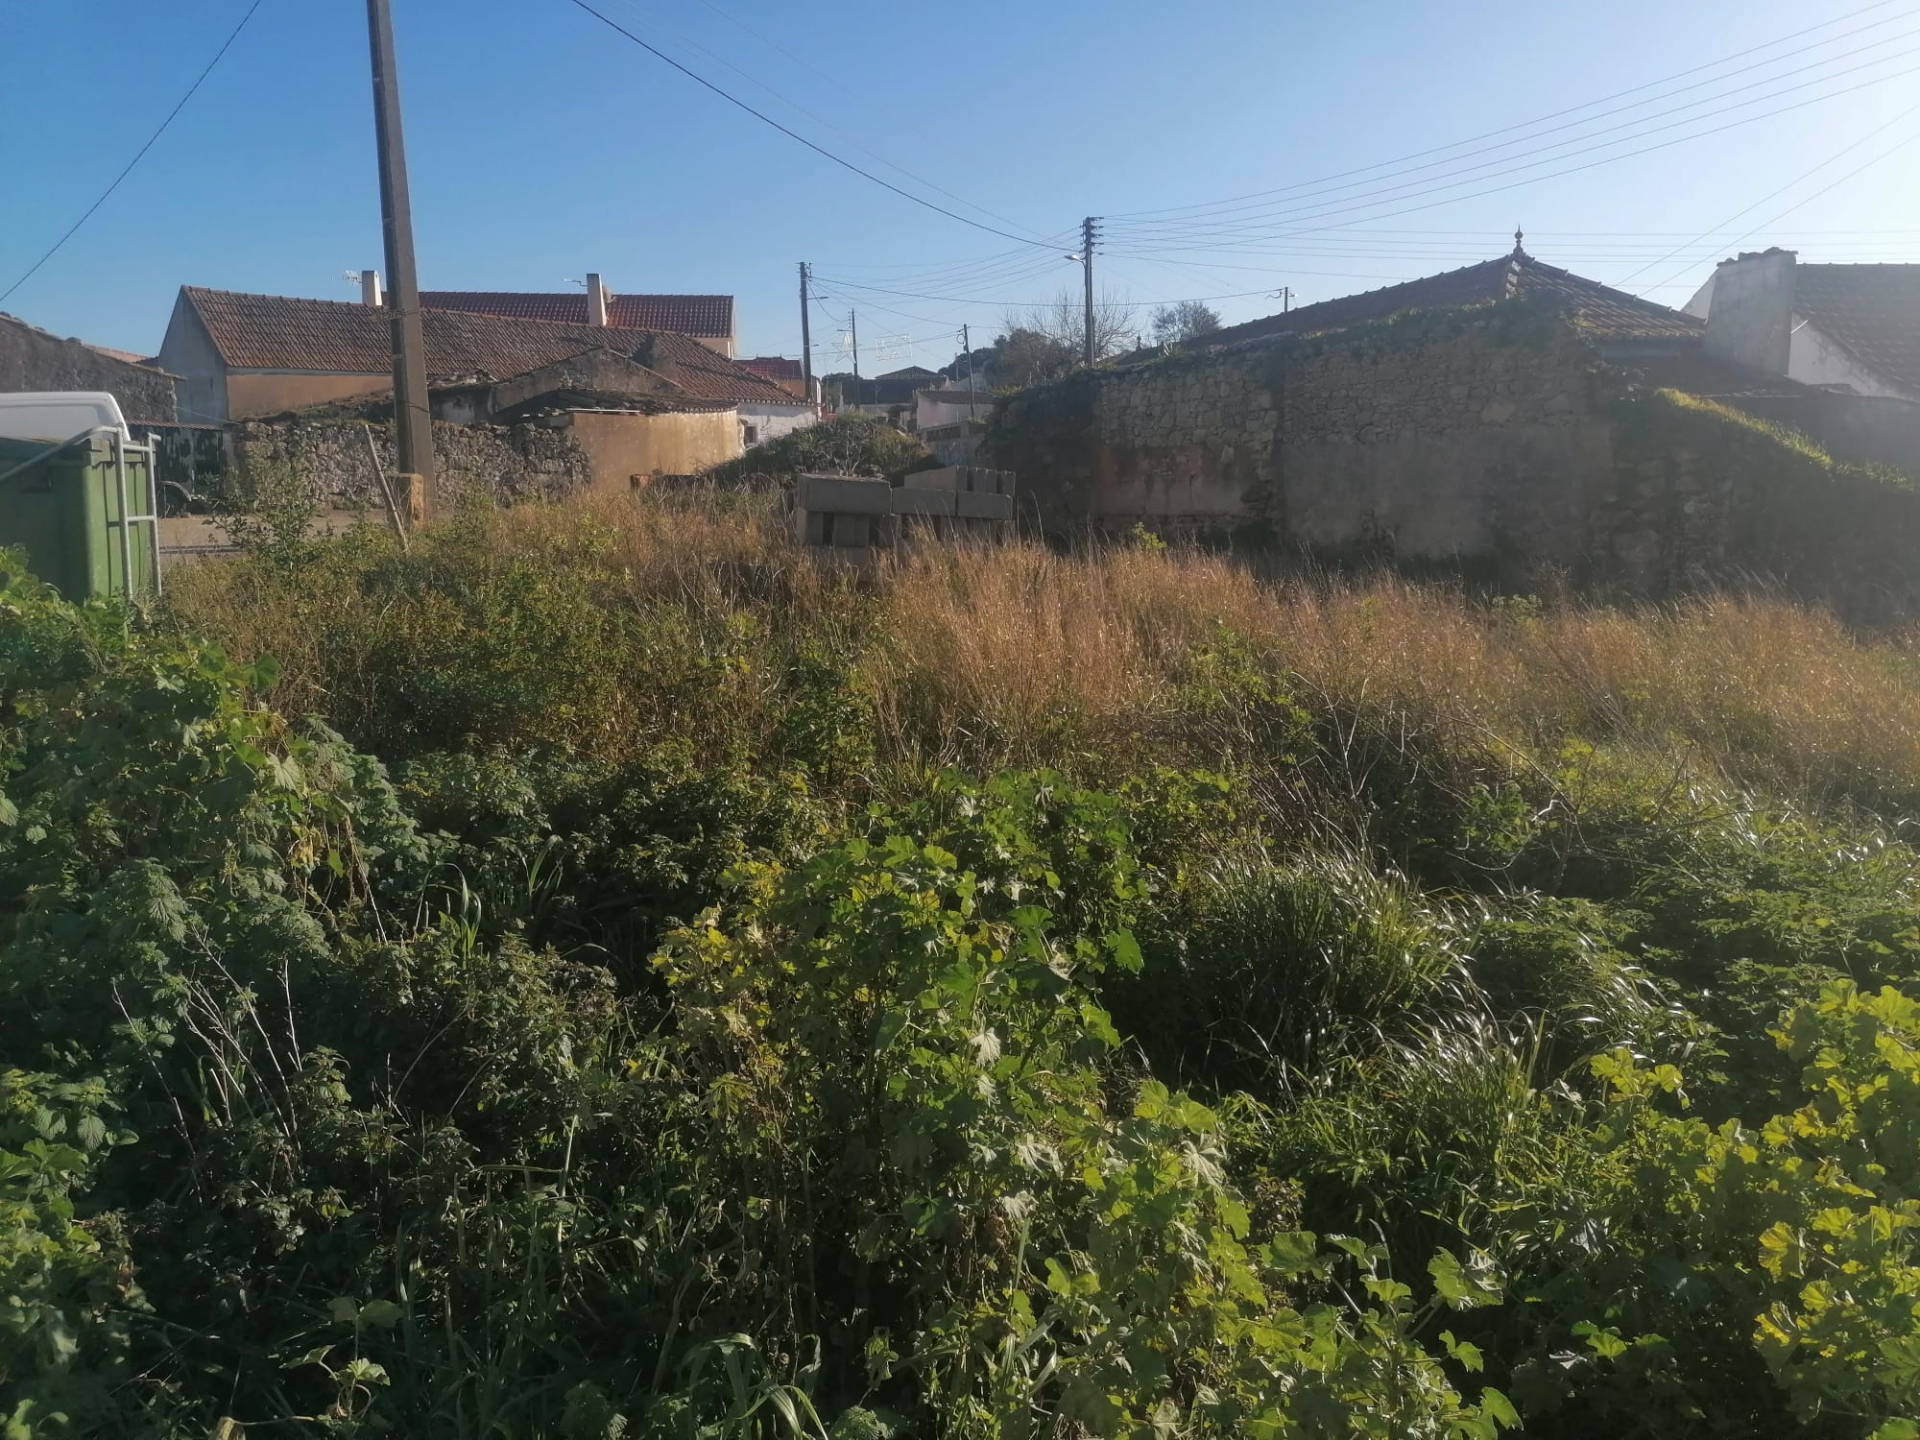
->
[1150,299,1223,346]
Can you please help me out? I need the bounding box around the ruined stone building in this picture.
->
[988,239,1920,619]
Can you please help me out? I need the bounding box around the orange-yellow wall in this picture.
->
[228,371,391,418]
[566,409,741,484]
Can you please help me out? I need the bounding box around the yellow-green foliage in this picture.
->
[10,488,1920,1437]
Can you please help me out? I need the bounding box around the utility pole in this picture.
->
[963,323,975,420]
[366,0,434,508]
[1282,286,1292,312]
[1080,216,1100,369]
[798,261,814,413]
[849,310,860,380]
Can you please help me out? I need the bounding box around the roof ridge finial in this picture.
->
[1513,225,1527,258]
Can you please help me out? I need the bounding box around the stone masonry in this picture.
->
[230,414,591,510]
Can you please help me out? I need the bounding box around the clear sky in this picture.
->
[4,0,1918,366]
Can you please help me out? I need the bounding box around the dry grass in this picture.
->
[162,487,1920,810]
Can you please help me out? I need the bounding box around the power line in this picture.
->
[813,278,1287,308]
[595,0,1054,242]
[1092,61,1920,256]
[1108,52,1920,245]
[1635,111,1920,296]
[1611,97,1920,287]
[560,0,1056,249]
[1111,20,1920,234]
[1108,0,1910,220]
[1,0,267,305]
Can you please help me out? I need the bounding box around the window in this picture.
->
[743,423,760,445]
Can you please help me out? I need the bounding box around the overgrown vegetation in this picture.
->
[700,414,937,488]
[8,489,1920,1436]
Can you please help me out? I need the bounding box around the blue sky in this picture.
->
[4,0,1918,366]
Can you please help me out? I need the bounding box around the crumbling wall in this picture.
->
[229,415,590,508]
[0,312,177,422]
[987,301,1920,618]
[1277,314,1613,566]
[989,300,1611,566]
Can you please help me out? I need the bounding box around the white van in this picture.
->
[0,391,131,446]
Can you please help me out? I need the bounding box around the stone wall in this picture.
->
[990,300,1611,570]
[0,312,177,422]
[986,301,1920,618]
[230,414,590,509]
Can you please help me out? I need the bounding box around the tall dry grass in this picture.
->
[162,487,1920,810]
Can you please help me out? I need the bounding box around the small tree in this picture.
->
[1150,299,1222,346]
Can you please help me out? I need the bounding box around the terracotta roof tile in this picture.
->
[1793,264,1920,397]
[180,288,790,405]
[420,290,733,340]
[739,355,803,383]
[1201,253,1702,349]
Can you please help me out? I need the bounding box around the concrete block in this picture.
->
[956,490,1013,521]
[891,487,956,517]
[797,474,892,514]
[829,513,872,548]
[794,507,828,545]
[902,466,962,491]
[966,467,1016,495]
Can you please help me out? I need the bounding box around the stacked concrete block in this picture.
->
[793,474,893,552]
[792,467,1018,556]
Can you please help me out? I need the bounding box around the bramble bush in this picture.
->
[8,487,1920,1437]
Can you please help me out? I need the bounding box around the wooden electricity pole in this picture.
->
[849,310,860,380]
[1080,216,1100,369]
[798,262,814,411]
[366,0,434,508]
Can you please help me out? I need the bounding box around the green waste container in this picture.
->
[0,431,161,602]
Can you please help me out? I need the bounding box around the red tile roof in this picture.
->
[179,288,789,405]
[1201,253,1703,349]
[420,290,733,340]
[739,355,803,383]
[1792,264,1920,398]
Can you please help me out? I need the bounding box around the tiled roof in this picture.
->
[420,290,733,340]
[1793,264,1920,397]
[179,288,789,404]
[1201,253,1703,349]
[875,365,941,381]
[739,355,803,383]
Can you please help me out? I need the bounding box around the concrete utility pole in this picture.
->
[963,323,975,420]
[366,0,434,508]
[849,310,860,380]
[1081,216,1100,369]
[798,262,814,412]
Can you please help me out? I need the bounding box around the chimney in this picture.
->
[587,272,609,327]
[361,269,384,307]
[1703,248,1796,377]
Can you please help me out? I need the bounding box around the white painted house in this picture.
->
[1686,250,1920,401]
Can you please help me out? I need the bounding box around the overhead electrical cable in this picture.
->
[1611,96,1920,286]
[1106,54,1920,245]
[561,0,1059,248]
[599,0,1055,242]
[1088,62,1920,256]
[1109,22,1920,233]
[1635,112,1920,296]
[1108,0,1910,220]
[1,0,267,304]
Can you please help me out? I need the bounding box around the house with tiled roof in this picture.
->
[1199,240,1704,357]
[156,285,812,482]
[420,275,735,356]
[1685,250,1920,402]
